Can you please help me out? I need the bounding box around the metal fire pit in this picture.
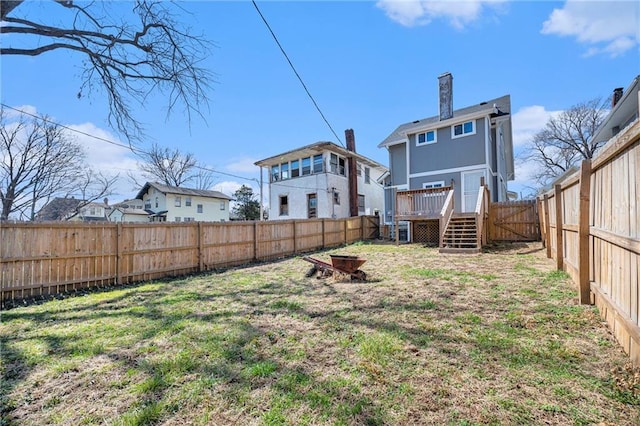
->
[302,254,367,281]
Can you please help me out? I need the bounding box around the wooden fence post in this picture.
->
[293,220,297,254]
[116,223,123,284]
[253,221,259,261]
[322,219,326,248]
[197,222,204,272]
[343,219,347,245]
[578,160,592,304]
[554,184,564,271]
[543,194,551,258]
[361,215,365,241]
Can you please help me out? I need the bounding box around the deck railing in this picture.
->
[475,183,491,248]
[438,190,455,247]
[395,186,452,220]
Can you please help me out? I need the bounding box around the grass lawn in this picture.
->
[1,241,639,425]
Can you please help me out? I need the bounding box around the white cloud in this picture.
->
[511,105,562,148]
[541,0,640,57]
[376,0,507,29]
[226,157,260,174]
[4,104,38,119]
[213,181,245,197]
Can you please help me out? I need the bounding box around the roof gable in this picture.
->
[135,182,232,201]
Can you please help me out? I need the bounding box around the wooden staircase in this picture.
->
[439,213,481,254]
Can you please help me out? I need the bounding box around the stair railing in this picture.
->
[474,184,490,248]
[439,189,455,248]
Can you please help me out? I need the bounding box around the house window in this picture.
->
[333,190,340,205]
[184,217,194,222]
[452,120,476,138]
[144,201,151,210]
[301,157,311,175]
[175,196,181,207]
[358,194,365,214]
[329,154,345,176]
[291,160,300,178]
[197,204,203,213]
[89,207,96,215]
[281,162,289,180]
[312,154,323,173]
[357,165,362,176]
[185,197,192,207]
[307,193,317,218]
[280,196,289,216]
[175,217,181,222]
[417,130,437,145]
[155,197,158,208]
[220,201,225,211]
[271,164,279,182]
[423,181,445,189]
[364,167,370,184]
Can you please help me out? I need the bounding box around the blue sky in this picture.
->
[2,0,639,202]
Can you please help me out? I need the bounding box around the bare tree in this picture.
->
[0,109,117,220]
[522,97,608,186]
[132,143,215,189]
[1,0,213,140]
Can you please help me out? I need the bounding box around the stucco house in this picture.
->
[135,182,232,222]
[378,72,514,250]
[255,138,388,220]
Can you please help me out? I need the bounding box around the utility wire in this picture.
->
[251,0,345,148]
[0,103,260,185]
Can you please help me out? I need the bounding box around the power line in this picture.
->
[251,0,345,148]
[0,103,260,185]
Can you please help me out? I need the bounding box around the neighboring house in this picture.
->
[35,197,108,222]
[377,73,514,251]
[135,182,232,222]
[379,72,514,218]
[255,140,388,220]
[591,74,639,148]
[108,199,150,223]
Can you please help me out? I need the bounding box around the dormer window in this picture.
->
[417,130,436,145]
[452,120,475,138]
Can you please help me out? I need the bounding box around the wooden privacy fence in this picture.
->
[489,200,540,241]
[0,216,379,304]
[539,120,640,364]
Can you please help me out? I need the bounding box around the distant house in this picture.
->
[591,74,639,147]
[35,197,108,222]
[377,73,514,250]
[107,199,149,223]
[255,140,388,220]
[135,182,232,222]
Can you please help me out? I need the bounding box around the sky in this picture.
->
[1,0,639,205]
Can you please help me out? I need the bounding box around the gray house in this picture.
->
[378,73,514,250]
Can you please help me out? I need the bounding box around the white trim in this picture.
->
[415,130,437,146]
[485,116,490,172]
[398,109,492,137]
[422,180,445,189]
[451,120,476,139]
[409,163,487,179]
[382,139,407,147]
[406,139,410,187]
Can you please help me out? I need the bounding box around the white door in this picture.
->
[461,170,485,212]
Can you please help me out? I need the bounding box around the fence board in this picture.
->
[488,200,540,241]
[1,216,379,305]
[539,120,640,365]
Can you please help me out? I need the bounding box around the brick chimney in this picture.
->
[612,87,624,108]
[438,72,453,121]
[345,129,359,217]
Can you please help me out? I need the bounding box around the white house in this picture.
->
[135,182,232,222]
[255,140,388,220]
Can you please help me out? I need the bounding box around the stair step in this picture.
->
[439,247,481,254]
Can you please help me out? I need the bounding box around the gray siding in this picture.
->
[408,118,486,175]
[389,143,407,186]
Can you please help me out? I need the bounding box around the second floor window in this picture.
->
[417,130,436,145]
[313,154,323,173]
[175,196,181,207]
[365,167,370,184]
[452,120,475,138]
[197,204,203,213]
[281,162,289,180]
[291,160,300,178]
[301,157,311,175]
[185,197,192,207]
[220,202,225,211]
[271,164,279,182]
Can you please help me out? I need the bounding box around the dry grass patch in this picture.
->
[1,241,639,425]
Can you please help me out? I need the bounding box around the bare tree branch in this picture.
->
[133,143,215,189]
[520,97,608,187]
[1,0,214,141]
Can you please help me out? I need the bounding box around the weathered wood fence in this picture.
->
[0,216,379,305]
[539,120,640,364]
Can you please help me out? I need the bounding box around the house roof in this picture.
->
[135,182,232,201]
[378,94,512,148]
[254,141,388,170]
[591,74,640,146]
[35,197,83,221]
[109,207,150,216]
